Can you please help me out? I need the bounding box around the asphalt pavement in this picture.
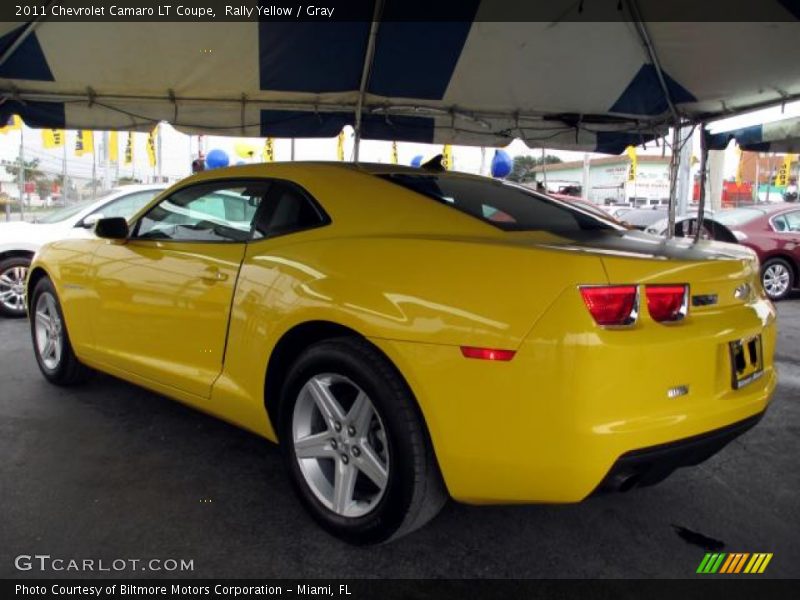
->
[1,295,798,579]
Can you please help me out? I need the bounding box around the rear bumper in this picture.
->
[593,412,764,494]
[373,293,777,505]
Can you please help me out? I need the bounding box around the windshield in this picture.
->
[37,188,130,224]
[36,199,96,223]
[714,208,765,227]
[381,174,616,233]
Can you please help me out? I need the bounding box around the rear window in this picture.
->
[381,174,615,233]
[620,209,668,228]
[714,208,764,227]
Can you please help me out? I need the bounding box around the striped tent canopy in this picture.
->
[707,115,800,153]
[1,0,800,154]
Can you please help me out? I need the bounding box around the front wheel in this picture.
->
[0,256,31,318]
[279,337,447,544]
[29,276,91,385]
[761,258,795,301]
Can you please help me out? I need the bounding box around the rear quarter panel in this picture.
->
[213,232,609,439]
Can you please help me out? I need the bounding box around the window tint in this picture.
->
[252,182,327,239]
[86,190,161,222]
[381,174,615,233]
[781,210,800,232]
[135,181,269,242]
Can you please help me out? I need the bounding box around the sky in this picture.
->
[2,100,798,187]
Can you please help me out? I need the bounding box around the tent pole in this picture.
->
[694,125,709,242]
[62,137,68,206]
[541,148,548,189]
[666,126,681,239]
[0,6,52,70]
[626,0,680,124]
[353,1,384,162]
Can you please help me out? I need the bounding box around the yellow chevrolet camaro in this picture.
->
[27,162,776,543]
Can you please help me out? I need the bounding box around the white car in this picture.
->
[0,185,165,317]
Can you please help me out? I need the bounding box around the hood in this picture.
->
[0,220,62,248]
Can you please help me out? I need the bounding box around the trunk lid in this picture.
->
[505,229,761,309]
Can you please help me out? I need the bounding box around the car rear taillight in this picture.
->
[460,346,516,361]
[579,285,638,326]
[645,285,688,323]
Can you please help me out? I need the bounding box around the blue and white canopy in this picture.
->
[2,1,800,153]
[707,115,800,153]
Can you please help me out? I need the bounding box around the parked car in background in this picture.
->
[713,204,800,300]
[644,213,739,244]
[605,205,634,220]
[0,185,165,317]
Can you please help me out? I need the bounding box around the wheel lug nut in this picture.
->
[347,426,356,436]
[330,440,338,450]
[351,446,361,457]
[341,454,349,464]
[334,421,342,432]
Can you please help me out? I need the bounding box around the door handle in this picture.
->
[200,268,229,283]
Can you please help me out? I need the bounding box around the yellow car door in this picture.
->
[89,180,272,398]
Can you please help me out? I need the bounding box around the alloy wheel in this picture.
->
[292,373,390,518]
[34,292,63,370]
[763,263,791,298]
[0,264,28,314]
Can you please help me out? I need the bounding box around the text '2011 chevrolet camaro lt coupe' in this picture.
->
[26,162,776,544]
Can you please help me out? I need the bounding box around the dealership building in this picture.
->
[532,155,672,206]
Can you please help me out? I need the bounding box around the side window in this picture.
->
[784,211,800,232]
[87,190,161,221]
[252,182,327,239]
[134,181,270,243]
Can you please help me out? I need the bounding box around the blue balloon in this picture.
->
[205,148,230,169]
[410,155,424,168]
[491,149,512,178]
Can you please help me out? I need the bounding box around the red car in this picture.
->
[715,203,800,300]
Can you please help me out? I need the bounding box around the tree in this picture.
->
[4,158,52,202]
[3,158,44,182]
[35,178,52,201]
[116,176,142,185]
[507,154,563,183]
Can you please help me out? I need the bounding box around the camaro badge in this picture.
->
[667,385,689,398]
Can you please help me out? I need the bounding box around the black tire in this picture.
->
[761,257,795,301]
[0,255,32,318]
[29,276,92,386]
[278,337,447,544]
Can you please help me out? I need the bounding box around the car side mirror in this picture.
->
[94,217,129,241]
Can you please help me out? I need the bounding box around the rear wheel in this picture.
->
[279,337,446,544]
[761,258,794,301]
[29,276,91,385]
[0,256,31,318]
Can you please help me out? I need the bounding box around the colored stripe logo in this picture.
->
[697,553,773,574]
